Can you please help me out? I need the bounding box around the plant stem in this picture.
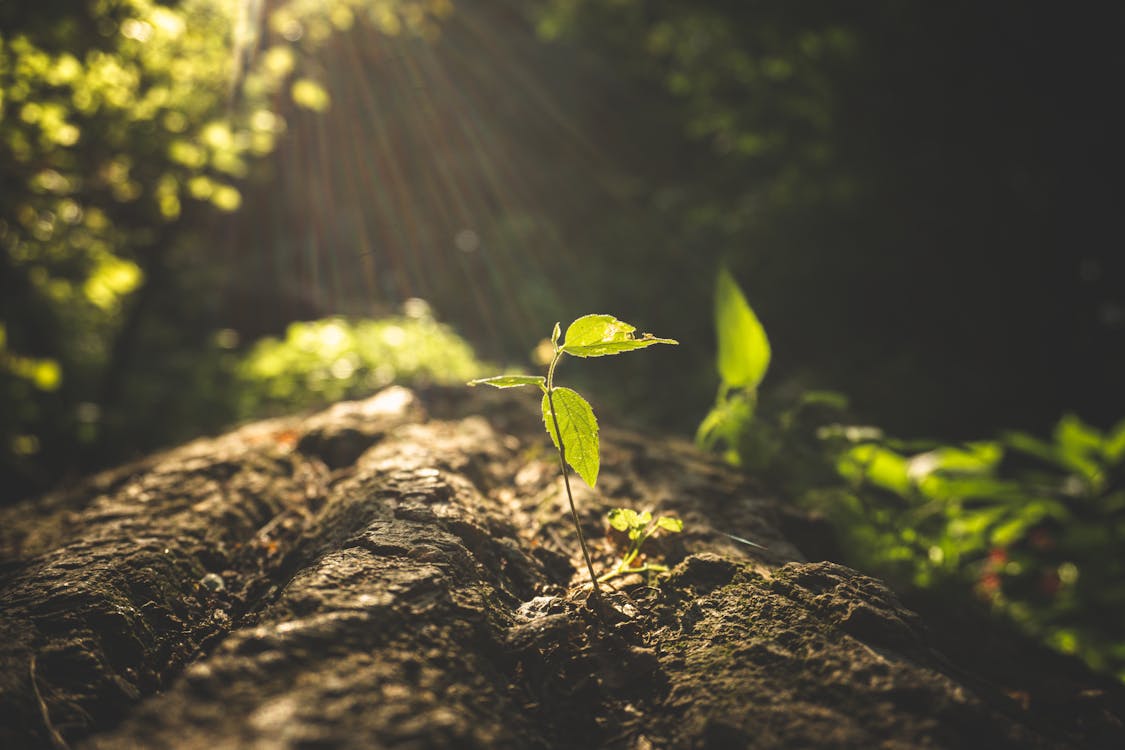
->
[546,353,607,619]
[598,563,668,584]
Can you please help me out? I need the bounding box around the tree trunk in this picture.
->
[0,386,1121,749]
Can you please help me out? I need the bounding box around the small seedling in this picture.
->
[696,265,771,464]
[469,314,677,612]
[600,508,683,583]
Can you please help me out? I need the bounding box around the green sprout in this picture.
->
[470,314,677,612]
[696,266,771,464]
[600,508,684,583]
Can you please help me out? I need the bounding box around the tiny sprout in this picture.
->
[599,508,684,583]
[469,314,677,615]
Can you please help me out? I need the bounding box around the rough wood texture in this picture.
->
[1,386,1122,749]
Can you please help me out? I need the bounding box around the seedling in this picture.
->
[696,266,771,464]
[600,508,683,583]
[469,314,677,612]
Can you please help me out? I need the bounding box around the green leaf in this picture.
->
[837,444,912,496]
[564,314,634,347]
[608,508,635,532]
[990,515,1030,546]
[715,267,770,389]
[657,516,684,533]
[551,321,561,346]
[561,314,677,358]
[695,390,755,452]
[1105,419,1125,464]
[542,387,600,487]
[468,374,546,389]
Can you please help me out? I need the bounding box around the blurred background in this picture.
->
[2,0,1123,680]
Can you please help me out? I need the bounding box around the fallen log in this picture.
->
[0,386,1121,748]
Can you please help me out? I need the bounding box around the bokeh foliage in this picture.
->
[701,270,1125,682]
[823,417,1125,682]
[0,0,452,499]
[236,302,486,418]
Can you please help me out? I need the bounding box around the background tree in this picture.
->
[0,0,451,501]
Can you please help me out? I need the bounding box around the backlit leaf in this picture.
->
[608,508,636,532]
[542,386,600,487]
[715,267,770,388]
[561,313,677,358]
[467,374,546,389]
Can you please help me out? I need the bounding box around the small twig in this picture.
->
[29,654,70,750]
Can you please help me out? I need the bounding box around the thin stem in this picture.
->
[546,352,607,619]
[598,563,668,584]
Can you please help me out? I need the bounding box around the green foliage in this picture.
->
[0,0,452,500]
[541,387,600,488]
[471,313,678,489]
[692,266,1125,682]
[714,267,771,390]
[600,508,684,583]
[822,416,1125,682]
[238,305,488,417]
[471,313,677,596]
[560,314,677,358]
[697,267,771,462]
[469,375,546,389]
[536,0,854,215]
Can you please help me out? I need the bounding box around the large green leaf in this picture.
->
[542,386,600,487]
[561,314,677,358]
[715,267,770,388]
[468,374,546,389]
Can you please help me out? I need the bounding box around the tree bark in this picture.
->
[0,386,1122,749]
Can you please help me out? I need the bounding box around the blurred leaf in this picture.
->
[715,266,770,389]
[1105,420,1125,465]
[695,389,754,454]
[608,508,636,532]
[291,78,330,111]
[838,443,912,496]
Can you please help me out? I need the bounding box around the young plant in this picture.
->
[696,266,771,464]
[600,508,683,583]
[469,314,677,609]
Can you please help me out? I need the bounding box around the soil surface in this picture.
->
[1,385,1122,748]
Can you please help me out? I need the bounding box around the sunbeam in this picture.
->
[225,0,647,365]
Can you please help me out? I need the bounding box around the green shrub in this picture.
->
[236,302,488,417]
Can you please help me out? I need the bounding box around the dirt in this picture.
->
[0,385,1122,748]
